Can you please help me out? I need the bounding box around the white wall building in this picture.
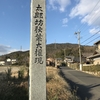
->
[0,61,5,65]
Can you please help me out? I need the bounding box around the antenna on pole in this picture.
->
[20,46,22,51]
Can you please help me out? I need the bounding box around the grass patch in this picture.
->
[0,66,29,100]
[0,66,80,100]
[46,67,80,100]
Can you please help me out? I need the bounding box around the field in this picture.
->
[0,66,29,100]
[0,66,79,100]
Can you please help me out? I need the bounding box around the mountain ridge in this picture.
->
[0,43,95,64]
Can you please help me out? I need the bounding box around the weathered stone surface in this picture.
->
[29,0,46,100]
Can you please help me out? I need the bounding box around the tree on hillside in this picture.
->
[55,50,64,59]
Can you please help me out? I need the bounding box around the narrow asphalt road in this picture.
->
[60,67,100,100]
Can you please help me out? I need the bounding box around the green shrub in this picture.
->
[70,63,79,70]
[18,67,25,79]
[82,65,100,72]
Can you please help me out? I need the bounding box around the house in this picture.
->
[6,58,17,65]
[11,59,17,64]
[94,40,100,53]
[64,56,74,62]
[64,55,86,67]
[0,61,5,65]
[6,58,11,62]
[6,58,12,65]
[55,58,63,67]
[46,58,55,66]
[87,40,100,65]
[64,56,74,67]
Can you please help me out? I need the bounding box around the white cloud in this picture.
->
[48,0,71,12]
[0,45,20,55]
[89,28,100,34]
[69,0,100,27]
[74,0,80,2]
[8,49,19,54]
[62,18,68,27]
[49,0,57,10]
[81,9,100,26]
[0,45,11,55]
[70,0,98,17]
[62,18,68,24]
[62,24,68,27]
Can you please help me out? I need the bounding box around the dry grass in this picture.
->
[46,67,78,100]
[0,66,29,100]
[0,66,79,100]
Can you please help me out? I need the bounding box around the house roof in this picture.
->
[94,40,100,45]
[47,58,55,62]
[87,53,100,59]
[82,53,93,57]
[65,56,74,59]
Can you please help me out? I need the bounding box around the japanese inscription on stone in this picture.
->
[34,4,43,64]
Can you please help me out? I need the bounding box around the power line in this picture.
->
[87,0,100,17]
[82,0,100,25]
[81,30,100,44]
[81,15,100,36]
[84,35,100,45]
[76,0,100,31]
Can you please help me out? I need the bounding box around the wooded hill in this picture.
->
[0,43,95,65]
[46,43,95,59]
[0,51,29,66]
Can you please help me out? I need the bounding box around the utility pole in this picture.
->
[63,49,66,60]
[55,40,56,49]
[75,31,82,71]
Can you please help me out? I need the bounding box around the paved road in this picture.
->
[60,67,100,100]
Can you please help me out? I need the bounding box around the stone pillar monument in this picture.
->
[29,0,46,100]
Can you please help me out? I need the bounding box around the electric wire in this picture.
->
[81,13,100,36]
[81,30,100,44]
[84,35,100,45]
[74,0,100,46]
[76,0,100,32]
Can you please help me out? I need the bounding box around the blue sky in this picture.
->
[0,0,100,55]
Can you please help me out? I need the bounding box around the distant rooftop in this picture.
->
[94,40,100,45]
[87,53,100,59]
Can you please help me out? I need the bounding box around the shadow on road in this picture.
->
[59,67,100,100]
[88,84,100,89]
